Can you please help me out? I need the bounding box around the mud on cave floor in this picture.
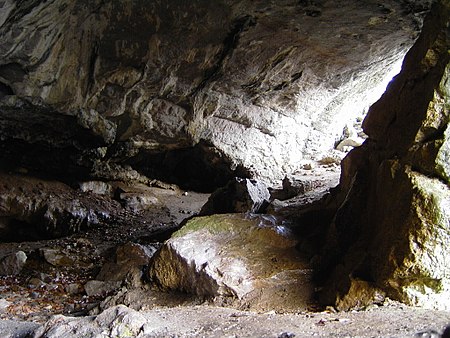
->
[0,176,449,337]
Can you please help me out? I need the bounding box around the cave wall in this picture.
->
[319,0,450,310]
[0,0,429,184]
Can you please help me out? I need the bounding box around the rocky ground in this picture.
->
[0,168,449,337]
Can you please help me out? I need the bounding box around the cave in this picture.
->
[0,0,449,337]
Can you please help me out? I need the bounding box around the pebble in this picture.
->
[30,292,40,299]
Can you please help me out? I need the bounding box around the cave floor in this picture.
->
[0,179,449,337]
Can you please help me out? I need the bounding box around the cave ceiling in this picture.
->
[0,0,433,187]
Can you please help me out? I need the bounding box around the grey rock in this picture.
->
[41,248,74,267]
[0,251,27,275]
[0,298,11,312]
[32,305,147,338]
[83,280,121,297]
[0,172,118,239]
[200,177,270,215]
[96,242,157,287]
[65,283,83,295]
[0,0,427,184]
[0,320,39,338]
[78,181,113,195]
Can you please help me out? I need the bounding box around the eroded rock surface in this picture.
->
[0,172,117,239]
[0,0,429,185]
[148,213,314,312]
[318,0,450,311]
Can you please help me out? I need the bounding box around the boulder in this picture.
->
[0,172,119,239]
[41,248,74,267]
[0,251,27,275]
[148,213,314,311]
[83,280,122,297]
[96,242,157,287]
[200,178,270,215]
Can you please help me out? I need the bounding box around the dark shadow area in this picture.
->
[127,140,250,193]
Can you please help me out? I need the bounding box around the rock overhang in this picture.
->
[0,0,432,189]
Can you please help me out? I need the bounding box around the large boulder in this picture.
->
[148,213,314,311]
[0,251,27,276]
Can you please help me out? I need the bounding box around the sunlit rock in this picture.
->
[148,213,314,311]
[0,0,426,184]
[320,0,450,311]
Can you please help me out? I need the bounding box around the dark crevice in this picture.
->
[191,15,257,95]
[0,82,14,97]
[2,0,48,28]
[0,63,27,82]
[86,41,99,95]
[127,140,251,193]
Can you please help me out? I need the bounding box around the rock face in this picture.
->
[318,0,450,311]
[0,0,429,186]
[148,213,314,311]
[32,305,148,338]
[0,173,118,239]
[200,177,270,215]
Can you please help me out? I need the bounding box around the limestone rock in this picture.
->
[273,173,338,201]
[319,1,450,311]
[148,213,314,311]
[380,168,450,310]
[96,242,157,287]
[32,305,147,338]
[200,178,270,215]
[0,320,39,338]
[78,181,113,195]
[335,278,385,311]
[83,280,121,297]
[0,251,27,276]
[41,248,74,267]
[0,299,11,313]
[0,172,119,239]
[0,0,427,184]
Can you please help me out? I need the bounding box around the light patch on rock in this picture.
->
[0,251,27,276]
